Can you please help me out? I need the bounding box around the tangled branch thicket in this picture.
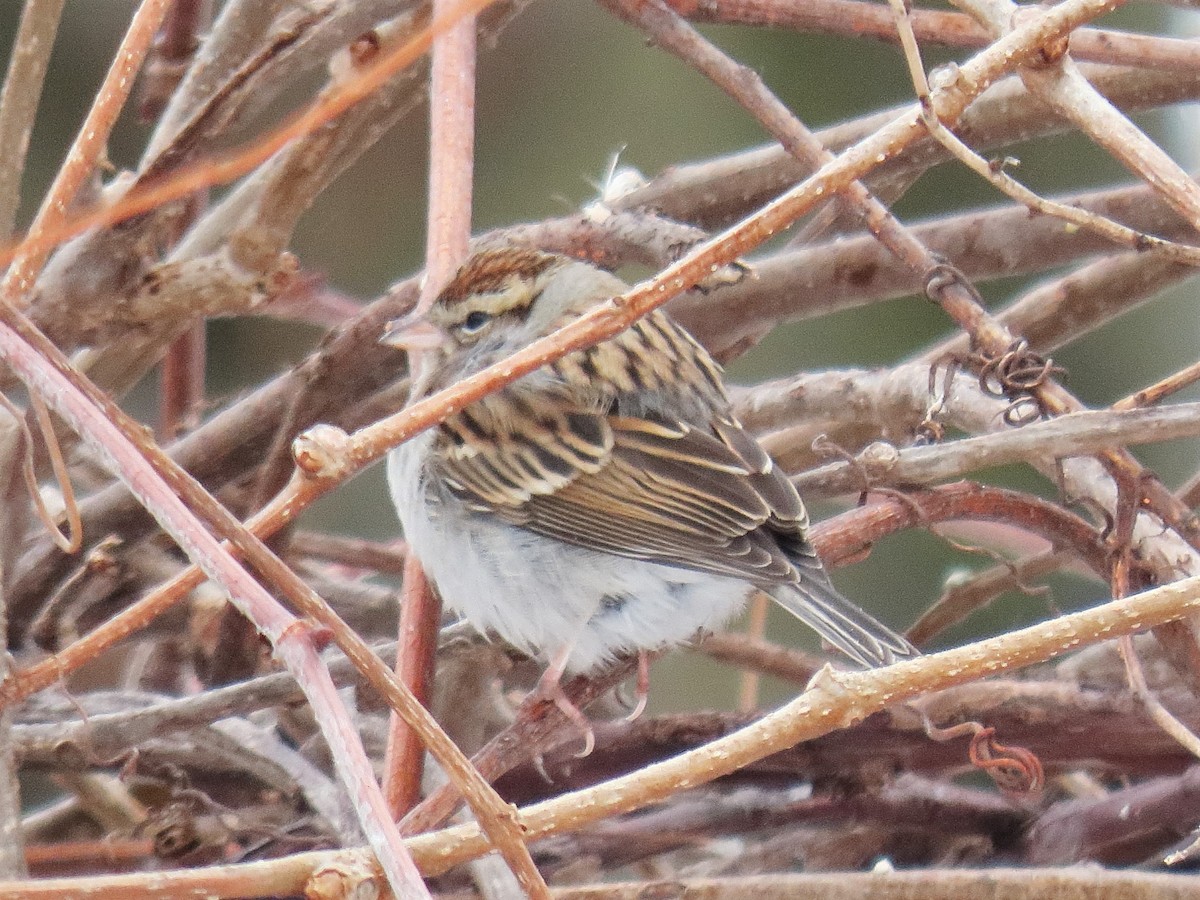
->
[4,0,1200,897]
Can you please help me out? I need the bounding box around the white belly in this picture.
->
[387,436,752,674]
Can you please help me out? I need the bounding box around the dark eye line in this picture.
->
[515,288,543,321]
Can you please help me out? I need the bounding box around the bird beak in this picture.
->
[381,314,445,352]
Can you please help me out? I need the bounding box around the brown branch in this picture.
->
[0,0,67,239]
[0,0,500,302]
[1026,765,1200,865]
[925,243,1197,364]
[551,871,1200,900]
[383,557,439,815]
[1116,358,1200,412]
[6,866,1195,900]
[287,531,408,576]
[137,0,209,122]
[664,0,1200,75]
[616,64,1200,231]
[158,323,207,441]
[678,177,1200,359]
[907,549,1070,646]
[811,484,1111,582]
[3,0,173,298]
[530,776,1022,874]
[381,1,488,878]
[790,402,1200,498]
[697,632,824,685]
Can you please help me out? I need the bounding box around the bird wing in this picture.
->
[436,384,796,580]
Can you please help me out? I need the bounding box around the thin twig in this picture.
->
[738,594,769,712]
[906,548,1070,646]
[1120,634,1200,759]
[3,0,173,297]
[0,0,502,284]
[384,557,439,815]
[158,322,207,440]
[699,632,823,685]
[1019,42,1200,238]
[791,402,1200,498]
[0,0,67,239]
[1115,360,1200,411]
[0,319,428,891]
[137,0,209,122]
[417,0,476,313]
[288,531,408,575]
[382,0,482,854]
[665,0,1200,75]
[888,0,1200,266]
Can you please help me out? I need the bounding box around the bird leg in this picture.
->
[534,645,595,757]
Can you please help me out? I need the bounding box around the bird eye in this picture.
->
[460,310,492,334]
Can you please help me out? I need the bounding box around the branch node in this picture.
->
[293,424,354,479]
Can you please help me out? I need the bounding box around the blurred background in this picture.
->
[1,1,1196,711]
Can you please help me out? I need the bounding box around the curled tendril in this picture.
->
[924,261,1063,424]
[924,260,985,307]
[0,392,82,554]
[977,339,1063,400]
[920,355,959,445]
[923,717,1045,797]
[942,339,1064,426]
[967,725,1045,796]
[1002,396,1045,427]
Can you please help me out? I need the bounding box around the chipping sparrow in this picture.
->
[384,249,916,700]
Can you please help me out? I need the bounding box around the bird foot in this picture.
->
[534,669,595,758]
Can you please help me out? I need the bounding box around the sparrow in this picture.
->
[385,249,916,726]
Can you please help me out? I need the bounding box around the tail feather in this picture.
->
[767,575,917,668]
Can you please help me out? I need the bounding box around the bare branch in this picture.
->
[0,0,66,239]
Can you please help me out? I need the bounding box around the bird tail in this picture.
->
[767,575,918,669]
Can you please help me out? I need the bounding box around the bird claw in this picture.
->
[624,651,651,722]
[535,669,595,757]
